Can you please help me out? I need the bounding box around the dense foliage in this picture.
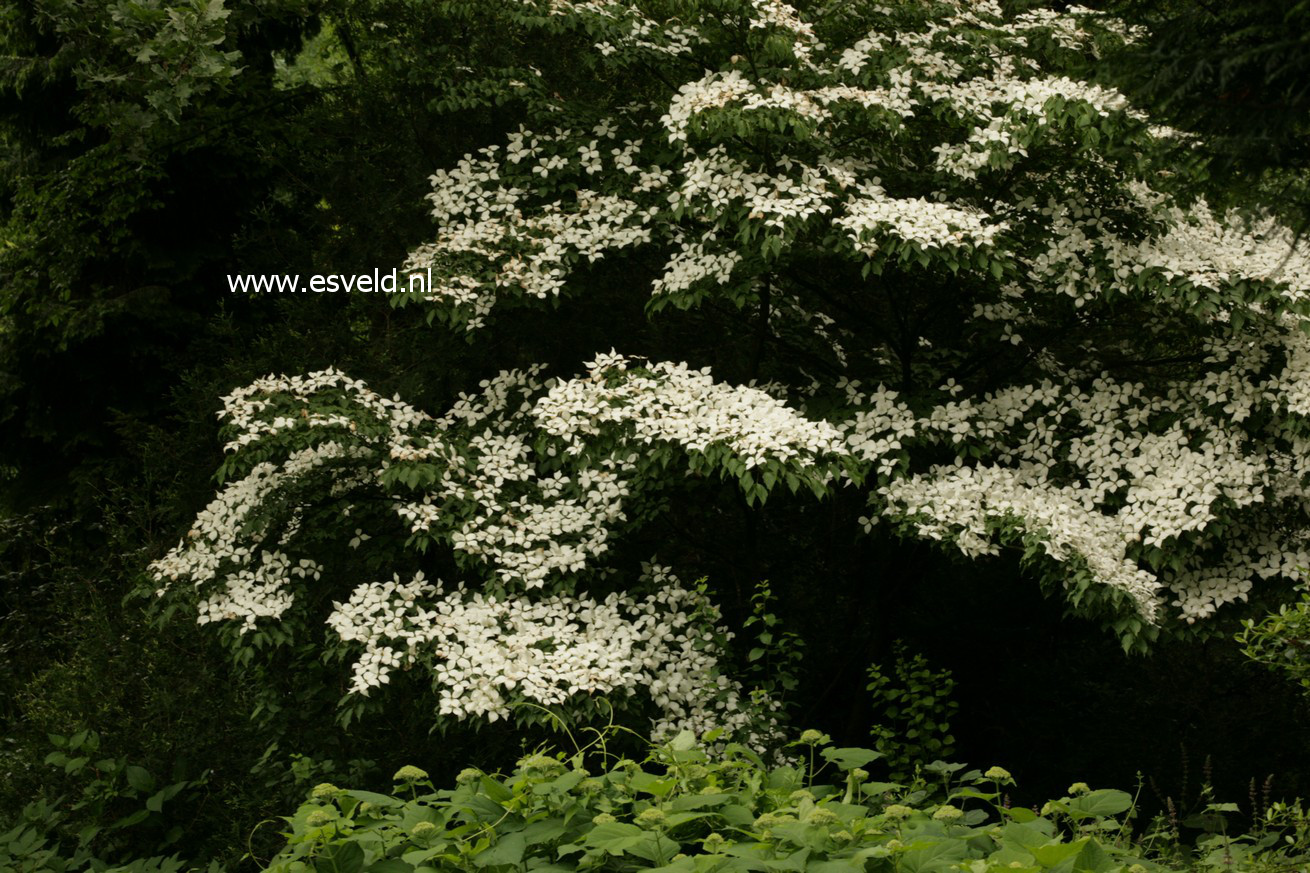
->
[263,731,1310,873]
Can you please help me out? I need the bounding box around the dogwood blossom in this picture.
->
[326,565,778,742]
[156,0,1310,737]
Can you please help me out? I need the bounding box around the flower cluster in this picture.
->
[836,182,1006,254]
[149,441,361,631]
[533,353,845,468]
[154,355,846,611]
[325,565,775,742]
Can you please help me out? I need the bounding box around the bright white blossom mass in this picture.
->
[325,564,775,743]
[154,0,1310,738]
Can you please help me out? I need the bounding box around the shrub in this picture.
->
[866,643,958,781]
[259,731,1310,873]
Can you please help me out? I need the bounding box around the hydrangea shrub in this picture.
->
[262,733,1310,873]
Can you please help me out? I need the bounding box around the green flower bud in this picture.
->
[883,804,913,820]
[850,768,869,782]
[799,729,826,745]
[831,830,855,843]
[1067,782,1090,795]
[635,808,667,828]
[754,812,782,830]
[592,813,616,825]
[517,753,565,774]
[885,839,904,851]
[393,765,429,782]
[357,801,376,815]
[1127,866,1148,873]
[789,789,816,803]
[411,821,439,839]
[805,808,840,827]
[311,782,341,801]
[579,778,604,794]
[306,810,333,828]
[703,832,727,850]
[931,804,963,821]
[985,766,1013,782]
[456,768,481,785]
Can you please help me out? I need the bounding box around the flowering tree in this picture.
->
[152,0,1310,741]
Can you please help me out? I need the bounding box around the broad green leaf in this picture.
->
[125,765,155,794]
[475,832,526,867]
[1070,839,1115,873]
[1066,790,1132,818]
[670,794,733,811]
[480,777,513,804]
[624,832,681,863]
[344,790,400,807]
[584,822,645,854]
[367,861,414,873]
[819,748,880,770]
[316,842,365,873]
[521,819,566,845]
[900,839,968,873]
[1029,839,1087,867]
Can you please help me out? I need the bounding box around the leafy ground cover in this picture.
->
[252,731,1310,873]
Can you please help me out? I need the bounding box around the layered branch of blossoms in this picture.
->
[160,327,1310,641]
[533,351,844,464]
[155,354,844,599]
[401,0,1200,333]
[325,564,778,745]
[149,355,835,738]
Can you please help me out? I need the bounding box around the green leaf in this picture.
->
[475,832,527,867]
[631,772,677,796]
[546,770,584,794]
[345,790,401,807]
[670,794,733,811]
[146,781,189,812]
[820,748,881,770]
[625,832,681,864]
[521,819,567,845]
[1001,822,1055,848]
[317,842,365,873]
[109,809,150,830]
[584,822,645,854]
[368,861,415,873]
[1066,790,1132,818]
[899,839,968,873]
[808,860,865,873]
[479,777,512,804]
[1070,839,1115,873]
[126,765,155,794]
[1029,839,1087,867]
